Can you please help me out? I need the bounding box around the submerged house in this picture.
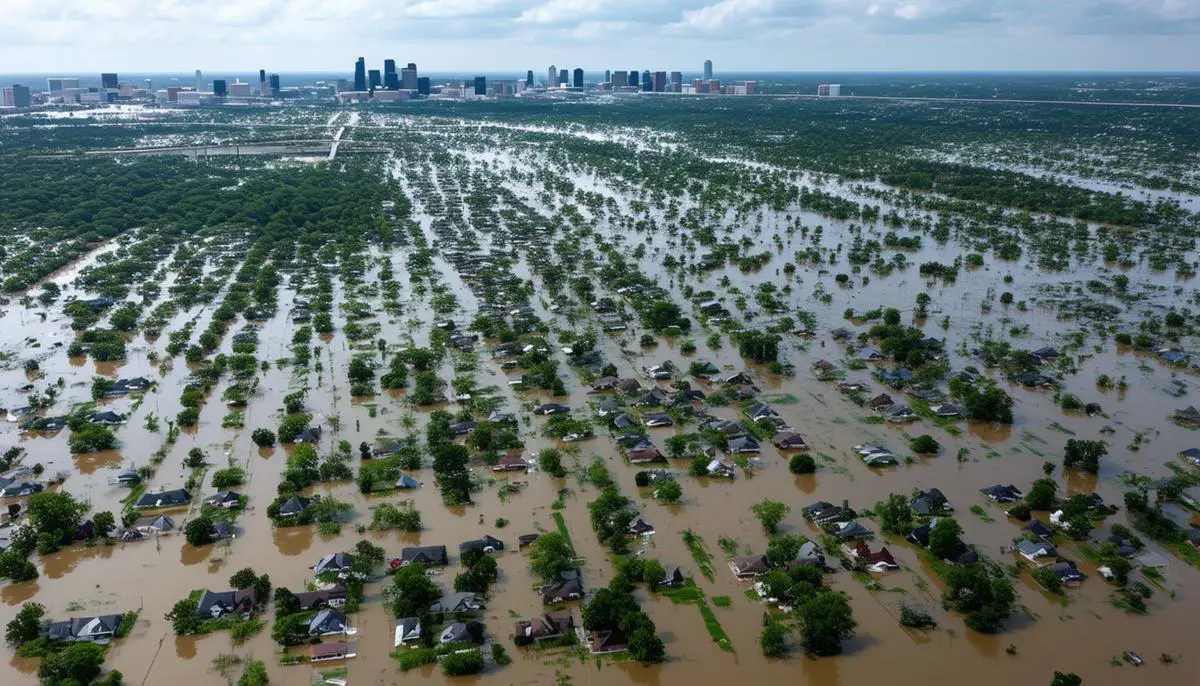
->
[134,488,190,510]
[515,611,575,642]
[47,615,124,642]
[542,569,584,604]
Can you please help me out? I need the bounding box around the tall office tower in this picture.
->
[47,77,79,92]
[628,71,638,88]
[641,71,652,92]
[612,71,628,89]
[368,70,381,91]
[708,79,721,94]
[572,68,583,89]
[144,78,152,92]
[670,71,682,91]
[653,71,666,92]
[195,69,202,91]
[417,77,430,96]
[213,79,227,97]
[258,68,267,95]
[383,59,398,89]
[604,69,611,83]
[474,76,487,96]
[526,70,534,87]
[558,69,568,85]
[101,73,118,89]
[4,85,32,108]
[694,78,704,93]
[401,65,418,90]
[354,57,367,91]
[745,81,756,95]
[548,65,557,86]
[268,74,280,96]
[703,59,713,81]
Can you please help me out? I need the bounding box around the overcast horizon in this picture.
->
[3,1,1199,73]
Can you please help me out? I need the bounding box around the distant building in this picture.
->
[572,68,583,89]
[694,78,704,93]
[641,70,652,92]
[101,73,118,89]
[526,70,534,87]
[368,69,381,91]
[604,69,611,83]
[703,59,713,81]
[612,71,628,90]
[354,57,367,92]
[268,74,280,97]
[474,76,487,96]
[47,77,80,93]
[558,68,568,85]
[818,84,841,97]
[401,65,417,90]
[628,70,638,88]
[653,71,666,92]
[228,81,252,98]
[548,64,557,87]
[212,79,227,97]
[194,69,202,91]
[383,59,398,90]
[745,80,756,95]
[2,85,32,108]
[417,77,430,96]
[670,71,682,91]
[708,79,721,94]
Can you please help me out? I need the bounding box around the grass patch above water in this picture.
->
[969,505,994,522]
[552,511,575,554]
[664,580,734,653]
[682,529,717,582]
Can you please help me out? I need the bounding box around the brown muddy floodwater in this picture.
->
[3,113,1200,686]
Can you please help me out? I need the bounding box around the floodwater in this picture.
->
[3,106,1200,686]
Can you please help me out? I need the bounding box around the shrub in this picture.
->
[910,435,940,454]
[441,649,484,676]
[789,453,816,474]
[251,428,275,447]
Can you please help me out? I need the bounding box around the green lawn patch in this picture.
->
[552,512,575,554]
[682,529,717,582]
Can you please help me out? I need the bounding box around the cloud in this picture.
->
[405,0,509,18]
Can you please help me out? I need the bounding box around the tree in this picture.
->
[627,625,666,663]
[654,480,682,503]
[5,602,44,646]
[1026,478,1058,511]
[736,330,780,364]
[789,453,816,474]
[529,532,575,583]
[37,641,106,684]
[929,518,963,560]
[943,561,1016,633]
[68,423,116,453]
[230,567,259,590]
[277,412,311,443]
[1063,439,1106,474]
[273,587,300,617]
[642,559,666,590]
[798,592,857,656]
[876,494,914,535]
[665,434,694,459]
[910,434,940,454]
[270,613,310,646]
[1050,673,1082,686]
[765,535,806,568]
[950,378,1014,423]
[760,620,789,657]
[689,455,710,477]
[165,598,200,635]
[251,428,276,447]
[751,499,789,534]
[184,515,215,547]
[441,650,485,676]
[0,551,38,582]
[27,490,88,544]
[537,448,567,477]
[645,301,684,332]
[390,564,442,618]
[92,511,116,539]
[238,659,270,686]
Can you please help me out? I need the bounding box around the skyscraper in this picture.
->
[670,71,682,91]
[604,70,611,83]
[259,69,267,95]
[628,71,638,88]
[559,69,568,85]
[195,69,202,91]
[3,85,32,108]
[653,71,667,92]
[572,68,583,89]
[612,71,628,90]
[384,59,398,90]
[401,64,418,90]
[268,74,280,97]
[47,77,79,93]
[548,65,556,87]
[703,60,713,81]
[368,70,381,91]
[417,77,430,96]
[213,79,227,97]
[354,58,366,92]
[526,70,534,87]
[474,76,487,96]
[101,73,118,89]
[641,71,652,92]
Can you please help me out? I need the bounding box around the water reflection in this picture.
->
[41,542,117,579]
[74,449,123,474]
[180,542,212,566]
[273,525,314,556]
[174,635,198,660]
[0,581,40,605]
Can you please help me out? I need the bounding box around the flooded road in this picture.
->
[3,104,1200,686]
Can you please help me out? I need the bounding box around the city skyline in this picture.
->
[1,1,1198,72]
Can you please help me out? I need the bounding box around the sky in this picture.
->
[2,0,1199,73]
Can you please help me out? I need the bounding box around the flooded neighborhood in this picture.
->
[3,82,1200,686]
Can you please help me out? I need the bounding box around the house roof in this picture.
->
[278,495,308,516]
[313,552,354,574]
[135,488,190,509]
[399,545,448,566]
[295,585,348,611]
[494,451,530,470]
[732,554,769,575]
[311,642,349,659]
[309,608,347,635]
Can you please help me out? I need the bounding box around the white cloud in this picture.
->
[668,0,776,32]
[518,0,601,24]
[405,0,507,18]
